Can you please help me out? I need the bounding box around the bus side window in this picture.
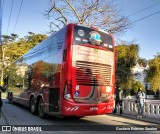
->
[63,49,67,61]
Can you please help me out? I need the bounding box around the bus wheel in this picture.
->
[38,98,45,118]
[30,97,37,115]
[9,97,13,104]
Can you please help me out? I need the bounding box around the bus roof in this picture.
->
[69,23,110,34]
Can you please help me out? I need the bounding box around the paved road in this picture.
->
[0,99,159,134]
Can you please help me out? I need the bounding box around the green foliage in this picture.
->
[25,33,47,45]
[1,35,10,42]
[0,33,48,84]
[137,58,147,67]
[116,44,139,92]
[146,57,160,92]
[131,81,145,95]
[10,67,23,87]
[1,33,48,63]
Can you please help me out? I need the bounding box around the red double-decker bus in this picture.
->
[7,24,115,118]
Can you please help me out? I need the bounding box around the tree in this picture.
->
[146,57,160,93]
[137,58,147,67]
[46,0,130,34]
[131,80,145,95]
[0,33,48,85]
[1,35,10,43]
[4,33,48,62]
[0,35,12,85]
[25,32,47,47]
[116,44,139,94]
[1,34,18,43]
[10,34,18,42]
[154,52,160,58]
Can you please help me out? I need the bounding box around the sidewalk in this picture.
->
[113,113,160,124]
[0,94,9,125]
[0,112,13,134]
[0,111,8,125]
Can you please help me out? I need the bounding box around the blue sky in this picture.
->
[2,0,50,36]
[115,0,160,60]
[1,0,160,60]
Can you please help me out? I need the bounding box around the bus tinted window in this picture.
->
[73,25,114,51]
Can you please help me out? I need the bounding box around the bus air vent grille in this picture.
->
[76,61,111,86]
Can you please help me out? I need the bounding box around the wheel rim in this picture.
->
[31,105,35,112]
[31,99,35,113]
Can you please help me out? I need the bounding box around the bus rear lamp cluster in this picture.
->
[64,94,71,100]
[64,81,74,102]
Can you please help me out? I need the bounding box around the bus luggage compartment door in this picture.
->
[49,88,60,112]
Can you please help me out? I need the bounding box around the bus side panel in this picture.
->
[7,26,67,113]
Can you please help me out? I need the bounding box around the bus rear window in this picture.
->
[73,25,114,51]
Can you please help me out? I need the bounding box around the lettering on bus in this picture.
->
[73,45,114,64]
[90,107,98,111]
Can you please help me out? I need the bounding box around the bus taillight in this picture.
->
[64,80,74,102]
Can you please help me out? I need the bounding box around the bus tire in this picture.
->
[38,98,45,119]
[9,97,14,104]
[30,97,37,115]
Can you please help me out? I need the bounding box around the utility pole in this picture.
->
[0,0,2,39]
[0,0,3,86]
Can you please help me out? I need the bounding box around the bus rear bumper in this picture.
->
[62,100,114,117]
